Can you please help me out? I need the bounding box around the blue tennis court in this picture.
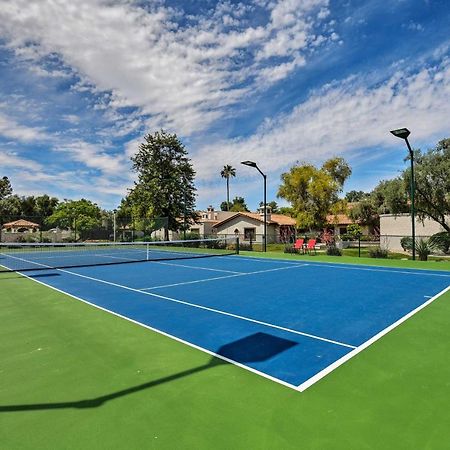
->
[3,251,450,391]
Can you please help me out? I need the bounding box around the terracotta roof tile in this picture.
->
[2,219,40,228]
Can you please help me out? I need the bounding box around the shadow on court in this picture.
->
[0,272,61,279]
[0,332,297,412]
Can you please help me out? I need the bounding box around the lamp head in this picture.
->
[241,160,257,168]
[390,128,411,140]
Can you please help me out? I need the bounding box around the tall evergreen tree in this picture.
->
[130,130,197,240]
[0,176,12,200]
[220,165,236,211]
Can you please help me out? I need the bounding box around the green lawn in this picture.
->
[1,255,449,449]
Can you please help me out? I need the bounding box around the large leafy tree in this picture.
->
[46,199,102,240]
[277,157,351,229]
[259,201,279,213]
[35,195,59,219]
[0,192,58,226]
[129,130,197,240]
[345,190,368,202]
[406,138,450,232]
[220,165,236,211]
[220,196,250,212]
[349,178,408,229]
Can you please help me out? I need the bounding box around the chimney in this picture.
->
[259,204,272,221]
[207,205,214,220]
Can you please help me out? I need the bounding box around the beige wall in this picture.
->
[380,214,448,251]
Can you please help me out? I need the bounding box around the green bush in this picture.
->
[429,232,450,254]
[238,242,254,251]
[359,234,377,242]
[326,245,342,256]
[284,245,297,253]
[369,247,389,258]
[400,236,413,251]
[347,224,363,240]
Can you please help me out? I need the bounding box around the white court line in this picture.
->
[233,255,450,277]
[10,269,299,392]
[3,253,355,350]
[152,260,242,274]
[6,252,448,392]
[297,284,450,392]
[139,264,309,290]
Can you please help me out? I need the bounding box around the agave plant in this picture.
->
[415,238,435,261]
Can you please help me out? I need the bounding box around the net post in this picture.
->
[236,236,240,255]
[146,243,149,260]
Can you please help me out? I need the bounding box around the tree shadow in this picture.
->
[0,332,297,412]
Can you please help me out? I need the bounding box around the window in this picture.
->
[339,227,347,235]
[190,228,200,234]
[244,228,256,241]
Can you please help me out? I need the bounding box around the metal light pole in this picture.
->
[241,161,267,252]
[390,127,415,260]
[113,209,117,242]
[182,174,187,240]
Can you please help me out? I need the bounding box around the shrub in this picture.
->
[369,247,389,258]
[181,232,201,247]
[284,245,297,253]
[429,232,450,254]
[415,238,434,261]
[347,224,363,240]
[326,245,342,256]
[360,234,378,242]
[400,236,413,252]
[238,242,253,251]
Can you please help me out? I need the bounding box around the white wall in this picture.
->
[380,214,448,251]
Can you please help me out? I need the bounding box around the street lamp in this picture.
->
[241,160,267,252]
[182,175,187,240]
[112,209,117,242]
[390,127,415,260]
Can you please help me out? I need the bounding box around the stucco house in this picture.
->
[211,207,296,244]
[164,205,296,244]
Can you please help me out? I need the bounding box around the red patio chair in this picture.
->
[305,239,317,255]
[293,238,304,253]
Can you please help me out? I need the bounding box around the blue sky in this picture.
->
[0,0,449,212]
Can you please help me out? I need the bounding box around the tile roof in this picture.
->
[2,219,40,228]
[212,212,296,227]
[326,214,355,225]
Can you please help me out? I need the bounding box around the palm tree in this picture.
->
[220,165,236,211]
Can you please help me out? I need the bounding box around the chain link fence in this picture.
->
[0,215,169,243]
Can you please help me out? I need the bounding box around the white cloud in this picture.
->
[0,112,50,142]
[192,58,450,184]
[0,0,332,135]
[53,140,130,175]
[0,148,43,171]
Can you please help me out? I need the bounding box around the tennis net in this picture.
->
[0,237,239,272]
